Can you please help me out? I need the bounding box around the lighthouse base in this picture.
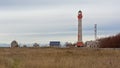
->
[77,42,83,47]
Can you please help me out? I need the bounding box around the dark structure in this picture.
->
[50,41,60,47]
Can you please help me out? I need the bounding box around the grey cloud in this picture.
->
[0,0,120,44]
[0,0,81,7]
[0,0,118,8]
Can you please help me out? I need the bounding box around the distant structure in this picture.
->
[95,24,97,40]
[50,41,60,47]
[33,43,39,47]
[77,10,83,47]
[85,41,100,48]
[11,40,19,48]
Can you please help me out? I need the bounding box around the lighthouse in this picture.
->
[77,10,83,47]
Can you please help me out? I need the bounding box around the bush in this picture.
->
[33,43,39,47]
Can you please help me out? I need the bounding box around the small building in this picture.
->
[85,41,100,48]
[49,41,60,47]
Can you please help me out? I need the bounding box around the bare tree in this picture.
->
[33,43,39,47]
[11,40,19,48]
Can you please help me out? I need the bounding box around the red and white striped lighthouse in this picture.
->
[77,10,83,47]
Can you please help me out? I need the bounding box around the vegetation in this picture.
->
[11,40,19,48]
[33,43,39,47]
[65,42,76,47]
[99,33,120,48]
[0,47,120,68]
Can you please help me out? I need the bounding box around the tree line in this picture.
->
[98,33,120,48]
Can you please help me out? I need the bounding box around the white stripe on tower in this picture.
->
[78,18,82,42]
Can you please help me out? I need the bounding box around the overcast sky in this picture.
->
[0,0,120,44]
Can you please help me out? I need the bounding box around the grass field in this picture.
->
[0,47,120,68]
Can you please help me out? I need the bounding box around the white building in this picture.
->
[85,41,100,48]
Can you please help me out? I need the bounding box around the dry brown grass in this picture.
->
[0,47,120,68]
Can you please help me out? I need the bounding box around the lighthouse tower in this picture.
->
[77,10,83,47]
